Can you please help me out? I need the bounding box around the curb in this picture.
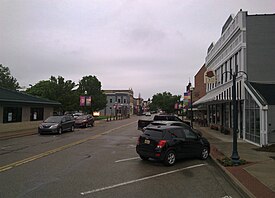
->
[209,151,255,198]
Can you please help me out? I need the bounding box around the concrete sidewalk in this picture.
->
[195,125,275,198]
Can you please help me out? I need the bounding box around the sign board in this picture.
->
[204,70,216,84]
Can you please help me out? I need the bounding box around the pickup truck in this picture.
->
[137,114,190,130]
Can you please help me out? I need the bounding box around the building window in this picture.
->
[224,63,228,82]
[124,99,127,103]
[30,108,44,121]
[229,58,232,80]
[221,65,224,84]
[235,52,239,76]
[3,107,22,123]
[118,98,121,103]
[110,98,112,103]
[245,90,260,144]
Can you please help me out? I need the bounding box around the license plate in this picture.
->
[144,139,150,144]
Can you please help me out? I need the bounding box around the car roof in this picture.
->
[145,125,183,131]
[150,120,184,125]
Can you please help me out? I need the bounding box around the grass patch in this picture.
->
[217,157,247,167]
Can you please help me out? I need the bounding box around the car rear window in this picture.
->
[144,129,163,139]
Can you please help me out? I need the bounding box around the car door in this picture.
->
[182,128,202,157]
[169,128,186,158]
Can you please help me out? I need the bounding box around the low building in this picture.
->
[0,87,61,133]
[99,89,134,117]
[194,10,275,146]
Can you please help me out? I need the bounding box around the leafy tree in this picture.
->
[149,92,180,114]
[26,76,78,111]
[77,75,107,112]
[0,64,20,90]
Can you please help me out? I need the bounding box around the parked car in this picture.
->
[74,114,94,128]
[145,112,151,116]
[138,114,191,130]
[73,112,84,119]
[38,115,75,135]
[136,125,210,166]
[143,120,201,135]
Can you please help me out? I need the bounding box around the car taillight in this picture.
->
[157,140,167,148]
[137,137,141,145]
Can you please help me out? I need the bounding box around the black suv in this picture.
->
[136,125,210,166]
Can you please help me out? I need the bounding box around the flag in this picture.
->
[80,96,85,106]
[86,96,92,106]
[184,92,190,100]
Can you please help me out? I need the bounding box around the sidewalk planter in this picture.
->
[220,126,231,135]
[210,124,219,131]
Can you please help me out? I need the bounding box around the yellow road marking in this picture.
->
[0,121,137,173]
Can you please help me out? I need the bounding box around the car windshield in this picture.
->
[44,116,62,123]
[76,115,87,120]
[144,129,163,139]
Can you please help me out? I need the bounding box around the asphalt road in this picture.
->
[0,116,243,198]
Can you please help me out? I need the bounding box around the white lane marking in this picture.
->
[115,157,140,163]
[80,163,206,196]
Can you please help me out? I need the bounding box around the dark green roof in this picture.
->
[0,87,61,105]
[249,82,275,105]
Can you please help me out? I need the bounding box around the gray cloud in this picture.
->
[1,0,274,99]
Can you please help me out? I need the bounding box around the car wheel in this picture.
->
[200,147,209,160]
[164,150,176,166]
[58,128,62,134]
[71,125,75,132]
[139,155,149,161]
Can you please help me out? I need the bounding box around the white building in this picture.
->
[194,10,275,146]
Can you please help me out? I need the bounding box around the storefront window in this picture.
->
[30,108,44,121]
[3,107,22,123]
[245,90,260,144]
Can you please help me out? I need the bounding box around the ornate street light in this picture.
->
[223,71,247,165]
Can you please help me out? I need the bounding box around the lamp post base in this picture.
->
[231,154,240,165]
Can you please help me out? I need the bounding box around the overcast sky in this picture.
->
[1,0,274,99]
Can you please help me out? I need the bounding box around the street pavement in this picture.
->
[1,118,275,197]
[195,124,275,198]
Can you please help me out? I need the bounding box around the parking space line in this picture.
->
[0,121,137,173]
[80,163,206,195]
[115,157,140,163]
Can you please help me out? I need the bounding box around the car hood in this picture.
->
[41,122,59,126]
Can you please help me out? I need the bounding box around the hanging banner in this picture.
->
[80,96,85,106]
[86,96,92,106]
[184,92,190,100]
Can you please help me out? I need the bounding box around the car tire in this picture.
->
[164,150,176,166]
[200,147,209,160]
[58,128,62,134]
[139,155,149,161]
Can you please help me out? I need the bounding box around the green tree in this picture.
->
[26,76,78,111]
[0,64,20,90]
[149,92,180,114]
[77,75,107,112]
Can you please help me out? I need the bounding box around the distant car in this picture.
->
[145,112,151,116]
[74,115,94,128]
[136,125,210,166]
[38,115,75,135]
[73,112,84,119]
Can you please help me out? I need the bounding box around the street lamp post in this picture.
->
[190,87,194,128]
[231,73,240,164]
[223,71,247,165]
